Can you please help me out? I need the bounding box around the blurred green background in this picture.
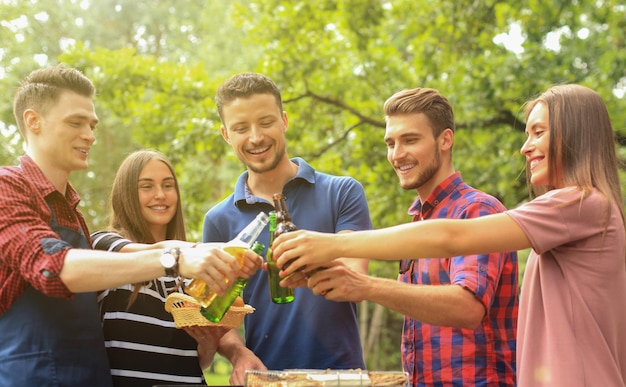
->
[1,0,624,375]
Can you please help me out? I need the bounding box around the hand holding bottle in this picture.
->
[185,212,268,308]
[305,260,366,302]
[238,245,264,279]
[272,229,340,277]
[179,244,241,294]
[200,241,265,322]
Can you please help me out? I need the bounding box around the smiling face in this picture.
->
[137,159,178,241]
[26,90,98,180]
[385,113,446,192]
[521,102,553,187]
[220,93,289,175]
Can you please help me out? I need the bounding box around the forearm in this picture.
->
[335,230,368,274]
[334,223,461,261]
[363,277,485,329]
[198,349,217,371]
[334,214,528,262]
[119,240,197,252]
[218,329,265,385]
[339,257,368,274]
[63,243,241,293]
[60,248,163,292]
[217,329,250,363]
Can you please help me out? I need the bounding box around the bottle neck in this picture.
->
[229,213,268,247]
[268,212,277,245]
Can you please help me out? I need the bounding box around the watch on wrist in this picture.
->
[160,247,180,277]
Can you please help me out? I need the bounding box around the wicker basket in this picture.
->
[164,292,254,329]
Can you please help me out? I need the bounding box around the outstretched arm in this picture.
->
[61,244,243,293]
[307,262,485,329]
[273,212,530,276]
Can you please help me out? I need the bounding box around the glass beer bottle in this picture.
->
[267,210,295,304]
[273,193,297,237]
[184,212,269,308]
[200,241,265,322]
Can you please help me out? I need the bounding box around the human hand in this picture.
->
[279,269,311,288]
[239,248,263,279]
[229,349,267,386]
[272,230,339,277]
[306,260,369,303]
[177,245,239,294]
[184,325,231,370]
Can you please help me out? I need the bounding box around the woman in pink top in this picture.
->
[273,84,626,387]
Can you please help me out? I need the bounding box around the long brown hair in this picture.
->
[108,149,186,307]
[524,84,625,237]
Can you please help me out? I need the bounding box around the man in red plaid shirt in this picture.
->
[291,87,518,386]
[0,64,255,386]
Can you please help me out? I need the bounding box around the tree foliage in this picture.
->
[1,0,625,371]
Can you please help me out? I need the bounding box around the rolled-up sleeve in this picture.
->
[0,171,74,314]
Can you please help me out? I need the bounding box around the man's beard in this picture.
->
[400,149,441,190]
[246,145,286,174]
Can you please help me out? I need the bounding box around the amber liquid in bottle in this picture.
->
[184,212,268,308]
[200,241,265,322]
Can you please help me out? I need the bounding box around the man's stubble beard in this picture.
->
[246,144,286,174]
[400,149,441,191]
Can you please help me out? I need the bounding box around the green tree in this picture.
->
[227,0,626,369]
[2,0,625,371]
[0,0,262,234]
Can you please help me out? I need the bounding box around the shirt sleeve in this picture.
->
[90,230,133,252]
[0,174,72,299]
[335,177,373,232]
[450,199,511,311]
[507,188,610,254]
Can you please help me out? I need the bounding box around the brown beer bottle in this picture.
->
[273,192,322,277]
[272,192,311,274]
[273,193,298,237]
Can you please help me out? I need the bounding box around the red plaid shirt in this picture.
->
[0,155,87,315]
[399,173,518,386]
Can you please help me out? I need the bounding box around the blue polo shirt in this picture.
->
[202,157,371,370]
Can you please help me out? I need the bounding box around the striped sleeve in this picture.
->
[90,231,133,252]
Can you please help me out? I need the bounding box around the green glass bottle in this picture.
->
[268,196,296,304]
[200,241,265,323]
[185,212,268,308]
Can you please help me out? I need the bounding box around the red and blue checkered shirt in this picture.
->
[399,173,518,386]
[0,155,84,315]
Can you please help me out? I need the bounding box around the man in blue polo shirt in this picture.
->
[203,72,372,385]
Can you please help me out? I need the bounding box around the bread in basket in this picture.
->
[164,292,254,329]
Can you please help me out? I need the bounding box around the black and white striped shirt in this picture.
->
[91,231,203,387]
